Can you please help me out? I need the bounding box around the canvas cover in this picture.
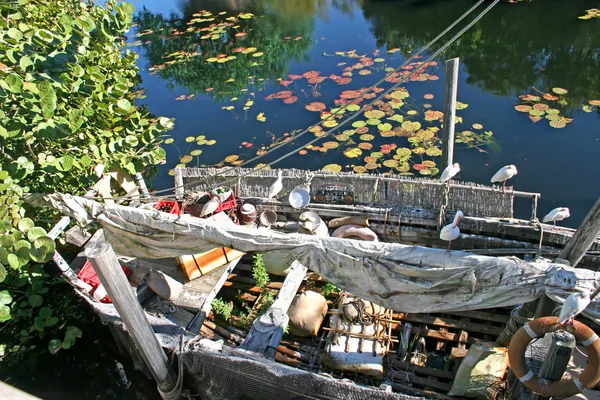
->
[28,194,600,322]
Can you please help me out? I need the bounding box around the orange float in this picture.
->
[508,316,600,397]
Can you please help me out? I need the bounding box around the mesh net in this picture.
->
[78,289,425,400]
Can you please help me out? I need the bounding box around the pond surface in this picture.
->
[132,0,600,228]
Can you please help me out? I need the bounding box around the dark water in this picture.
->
[132,0,600,228]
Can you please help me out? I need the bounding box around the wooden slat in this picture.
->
[441,310,510,324]
[395,313,503,336]
[386,358,454,380]
[405,374,451,392]
[187,258,242,334]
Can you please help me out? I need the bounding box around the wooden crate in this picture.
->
[178,247,245,280]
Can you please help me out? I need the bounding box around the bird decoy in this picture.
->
[491,165,518,193]
[268,170,283,199]
[440,163,460,184]
[440,210,463,256]
[542,207,570,229]
[200,197,220,217]
[558,292,590,328]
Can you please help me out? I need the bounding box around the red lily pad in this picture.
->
[283,96,298,104]
[305,102,326,112]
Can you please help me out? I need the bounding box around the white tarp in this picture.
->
[29,194,600,321]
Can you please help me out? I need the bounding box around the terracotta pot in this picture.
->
[240,203,257,225]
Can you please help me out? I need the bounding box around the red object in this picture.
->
[77,260,131,303]
[211,193,237,213]
[154,200,181,216]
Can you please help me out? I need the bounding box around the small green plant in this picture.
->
[252,254,270,289]
[211,298,233,320]
[322,282,340,297]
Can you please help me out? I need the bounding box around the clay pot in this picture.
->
[240,203,257,225]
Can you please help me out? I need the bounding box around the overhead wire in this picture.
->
[167,0,501,196]
[147,0,487,198]
[86,0,499,202]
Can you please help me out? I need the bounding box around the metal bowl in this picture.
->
[289,187,310,209]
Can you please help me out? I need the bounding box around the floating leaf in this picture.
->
[305,102,326,112]
[425,147,442,157]
[456,102,469,110]
[551,87,568,95]
[352,121,367,128]
[406,110,418,116]
[224,155,239,163]
[299,150,308,155]
[396,148,411,157]
[344,148,362,158]
[529,109,545,116]
[356,126,369,134]
[358,142,373,150]
[589,100,600,106]
[533,103,549,111]
[380,130,395,137]
[390,89,409,100]
[422,160,436,168]
[256,112,266,122]
[360,134,374,141]
[424,94,434,100]
[383,159,399,168]
[364,110,385,119]
[346,104,361,112]
[323,141,339,149]
[413,164,427,171]
[364,156,377,164]
[543,93,559,101]
[366,118,381,126]
[322,164,342,172]
[336,134,350,141]
[353,166,367,173]
[190,150,203,156]
[323,119,338,128]
[180,155,193,164]
[515,104,532,112]
[365,163,378,170]
[472,123,483,130]
[252,52,264,58]
[419,169,433,176]
[529,115,543,123]
[549,119,566,129]
[377,123,392,131]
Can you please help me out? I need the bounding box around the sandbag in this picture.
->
[145,270,183,302]
[448,341,509,399]
[287,291,328,337]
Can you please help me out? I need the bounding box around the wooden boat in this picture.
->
[32,167,600,399]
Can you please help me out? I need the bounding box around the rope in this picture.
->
[163,0,502,198]
[88,0,488,203]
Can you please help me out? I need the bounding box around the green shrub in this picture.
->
[0,0,172,365]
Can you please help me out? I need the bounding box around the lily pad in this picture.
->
[515,105,532,112]
[365,163,379,170]
[589,100,600,106]
[343,148,362,158]
[356,126,369,134]
[224,155,239,163]
[549,119,566,129]
[472,123,483,130]
[323,141,339,149]
[383,159,399,168]
[396,148,412,157]
[353,166,367,173]
[533,103,549,111]
[529,109,545,116]
[352,121,367,128]
[359,134,374,141]
[364,110,385,119]
[366,118,381,126]
[323,119,338,128]
[377,123,392,131]
[422,160,436,168]
[336,134,350,141]
[364,156,377,163]
[346,104,361,112]
[380,130,395,137]
[425,147,442,157]
[358,142,373,150]
[551,87,568,95]
[305,102,326,112]
[283,96,298,104]
[545,108,560,115]
[322,164,342,172]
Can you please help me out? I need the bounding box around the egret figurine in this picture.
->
[558,292,590,328]
[268,170,283,199]
[542,207,570,229]
[200,197,220,217]
[440,210,463,255]
[491,165,518,193]
[440,163,460,183]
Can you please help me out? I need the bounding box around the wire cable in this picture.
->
[169,0,501,195]
[148,0,487,197]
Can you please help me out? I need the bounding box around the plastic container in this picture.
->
[77,260,131,303]
[154,200,181,216]
[289,187,310,209]
[211,192,237,214]
[211,186,233,202]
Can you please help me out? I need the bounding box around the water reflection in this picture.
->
[361,0,600,105]
[134,0,318,100]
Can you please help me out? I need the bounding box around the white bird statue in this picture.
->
[440,210,463,255]
[558,292,590,327]
[440,163,460,183]
[268,170,283,199]
[200,197,220,217]
[491,165,518,193]
[543,207,570,229]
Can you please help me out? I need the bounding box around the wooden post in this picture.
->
[441,58,459,171]
[85,230,175,390]
[531,331,576,400]
[559,196,600,267]
[240,260,307,358]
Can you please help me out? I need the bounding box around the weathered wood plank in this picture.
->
[84,230,175,390]
[386,357,454,380]
[395,313,503,336]
[560,196,600,267]
[239,260,308,358]
[187,258,242,334]
[441,58,459,171]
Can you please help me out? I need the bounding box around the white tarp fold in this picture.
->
[29,194,600,321]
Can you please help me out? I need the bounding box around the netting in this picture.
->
[78,289,426,399]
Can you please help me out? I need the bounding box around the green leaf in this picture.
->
[45,316,58,327]
[28,294,43,308]
[27,227,47,242]
[0,290,11,305]
[5,74,23,93]
[0,265,6,283]
[0,305,10,322]
[38,81,57,119]
[75,15,96,32]
[7,253,19,269]
[1,234,15,248]
[7,28,23,40]
[48,339,62,355]
[58,156,74,172]
[19,56,33,72]
[39,307,52,318]
[117,99,131,111]
[35,29,54,42]
[18,218,35,233]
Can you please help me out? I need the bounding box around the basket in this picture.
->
[154,200,181,216]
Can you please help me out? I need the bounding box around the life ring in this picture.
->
[508,316,600,397]
[331,224,378,242]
